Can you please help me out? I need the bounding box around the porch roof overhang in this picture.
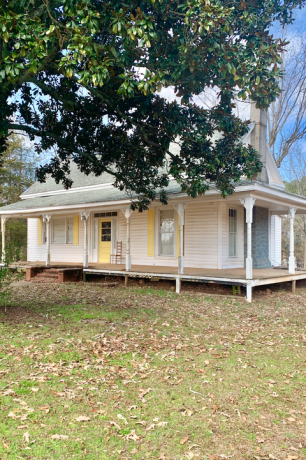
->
[1,180,306,218]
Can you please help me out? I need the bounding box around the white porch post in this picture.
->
[80,212,90,268]
[289,207,297,274]
[240,197,256,280]
[174,204,187,275]
[122,208,133,271]
[1,217,7,263]
[43,214,52,267]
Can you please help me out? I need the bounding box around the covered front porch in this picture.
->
[2,182,306,302]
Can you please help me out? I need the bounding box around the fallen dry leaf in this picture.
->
[180,434,189,445]
[110,421,121,429]
[124,430,140,442]
[23,432,30,444]
[51,434,68,440]
[186,453,194,459]
[38,405,50,414]
[157,421,168,427]
[75,415,90,422]
[146,423,156,431]
[117,414,128,425]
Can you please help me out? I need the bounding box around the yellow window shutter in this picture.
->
[73,215,79,246]
[37,217,42,246]
[176,217,180,257]
[147,209,155,257]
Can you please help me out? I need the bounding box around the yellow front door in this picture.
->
[99,220,112,263]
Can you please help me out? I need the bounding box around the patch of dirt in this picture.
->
[0,305,53,326]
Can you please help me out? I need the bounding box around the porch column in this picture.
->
[289,207,297,274]
[80,212,90,268]
[240,197,256,280]
[43,214,52,267]
[1,217,7,263]
[174,203,187,275]
[122,208,133,271]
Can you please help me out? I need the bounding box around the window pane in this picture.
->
[229,233,237,257]
[160,210,174,232]
[53,218,65,243]
[160,210,174,255]
[67,218,74,244]
[160,232,174,255]
[101,221,112,241]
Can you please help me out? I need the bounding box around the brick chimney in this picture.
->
[250,103,268,183]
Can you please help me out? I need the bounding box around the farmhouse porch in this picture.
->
[2,181,306,302]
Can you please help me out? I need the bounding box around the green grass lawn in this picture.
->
[0,282,306,459]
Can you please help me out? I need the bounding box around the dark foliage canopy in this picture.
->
[0,0,304,209]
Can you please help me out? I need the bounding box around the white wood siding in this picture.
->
[27,218,47,262]
[27,215,86,263]
[270,215,282,266]
[118,203,219,269]
[27,201,248,270]
[184,202,218,268]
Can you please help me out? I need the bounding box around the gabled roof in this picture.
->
[22,162,115,198]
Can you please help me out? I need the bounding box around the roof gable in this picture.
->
[22,162,115,197]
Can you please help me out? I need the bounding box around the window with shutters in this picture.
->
[52,218,74,244]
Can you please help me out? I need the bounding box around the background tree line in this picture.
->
[0,133,40,260]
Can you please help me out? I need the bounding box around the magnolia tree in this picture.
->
[0,0,304,210]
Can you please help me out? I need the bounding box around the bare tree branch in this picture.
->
[268,29,306,168]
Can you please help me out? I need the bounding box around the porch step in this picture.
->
[36,269,59,280]
[43,269,58,274]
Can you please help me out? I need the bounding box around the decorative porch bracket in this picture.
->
[240,197,256,281]
[1,217,8,263]
[174,203,187,275]
[80,211,90,268]
[289,207,297,274]
[121,208,133,271]
[43,214,52,267]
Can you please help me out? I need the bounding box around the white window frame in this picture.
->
[156,207,177,258]
[228,207,238,258]
[52,217,74,244]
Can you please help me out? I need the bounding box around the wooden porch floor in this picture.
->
[18,261,306,284]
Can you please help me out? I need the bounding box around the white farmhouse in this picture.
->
[1,105,306,301]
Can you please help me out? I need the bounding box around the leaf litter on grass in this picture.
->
[0,282,306,458]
